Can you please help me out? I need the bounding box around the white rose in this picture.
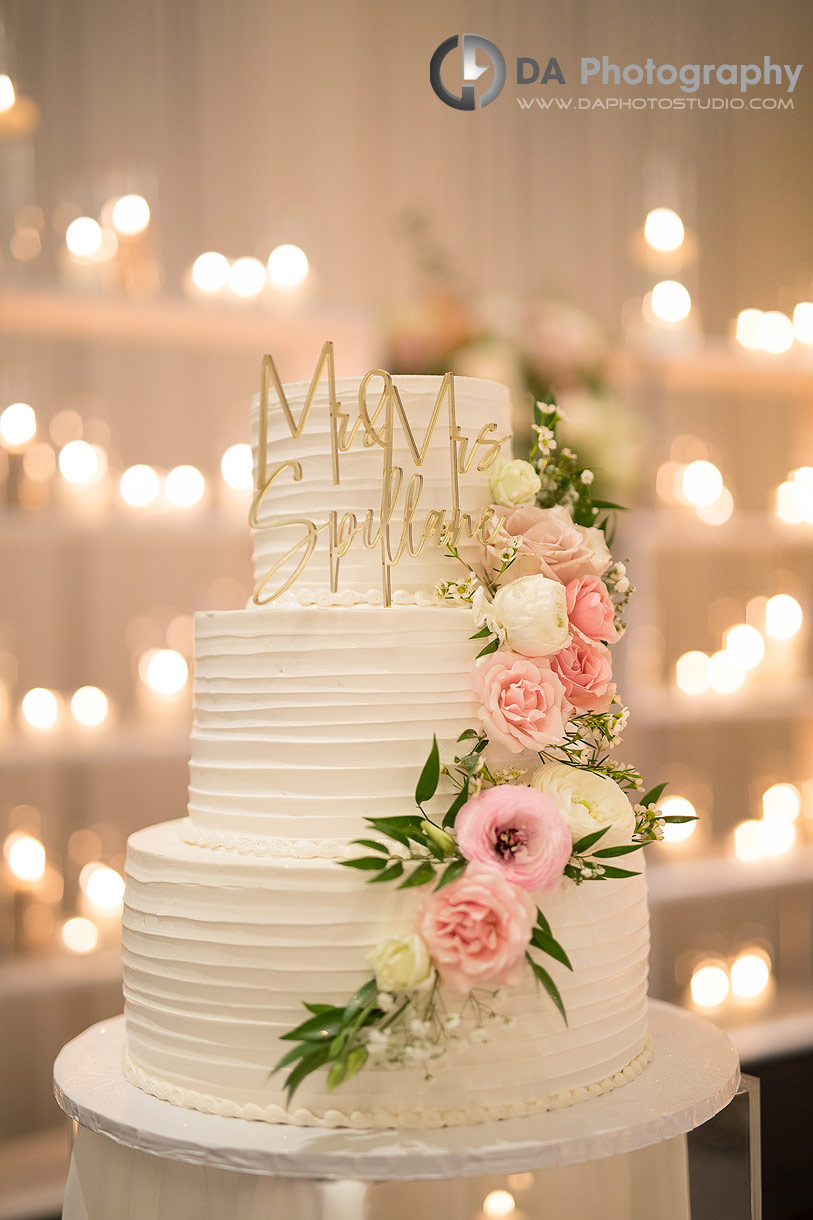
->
[366,934,435,993]
[531,762,636,849]
[487,575,570,657]
[488,459,541,508]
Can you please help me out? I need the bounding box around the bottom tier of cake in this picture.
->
[122,820,652,1129]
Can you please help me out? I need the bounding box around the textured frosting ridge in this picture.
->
[249,374,511,597]
[122,821,651,1127]
[188,603,491,843]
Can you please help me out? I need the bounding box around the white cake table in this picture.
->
[54,1000,740,1220]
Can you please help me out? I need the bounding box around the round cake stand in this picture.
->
[54,1000,738,1182]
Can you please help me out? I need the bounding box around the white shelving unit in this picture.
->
[614,344,813,1058]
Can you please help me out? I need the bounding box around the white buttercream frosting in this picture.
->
[188,603,492,843]
[122,821,650,1128]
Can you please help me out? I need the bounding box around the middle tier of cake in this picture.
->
[187,603,487,853]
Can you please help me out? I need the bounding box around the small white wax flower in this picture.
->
[377,992,396,1012]
[410,1018,432,1038]
[616,577,630,593]
[470,1027,490,1044]
[443,1013,462,1029]
[580,469,594,485]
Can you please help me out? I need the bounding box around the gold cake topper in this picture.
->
[250,341,510,606]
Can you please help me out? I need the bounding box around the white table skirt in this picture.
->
[62,1122,691,1220]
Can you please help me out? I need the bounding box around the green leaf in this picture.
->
[640,782,668,808]
[338,856,388,871]
[594,865,640,879]
[303,1002,339,1016]
[469,625,492,640]
[283,1045,333,1101]
[327,1059,348,1091]
[344,1045,368,1081]
[572,826,610,854]
[280,1012,343,1042]
[271,1040,316,1075]
[591,843,644,857]
[457,728,480,742]
[476,639,500,658]
[350,839,391,854]
[535,908,552,936]
[591,499,628,511]
[434,857,467,891]
[397,861,436,889]
[661,815,698,824]
[344,978,378,1018]
[415,735,441,805]
[530,928,573,971]
[526,954,568,1025]
[369,860,404,884]
[442,778,470,828]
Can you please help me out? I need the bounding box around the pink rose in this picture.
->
[490,504,611,585]
[566,575,618,643]
[549,633,615,713]
[417,861,535,993]
[473,650,570,755]
[456,785,571,892]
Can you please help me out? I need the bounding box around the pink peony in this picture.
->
[566,575,618,643]
[549,633,615,713]
[473,650,570,755]
[455,785,571,892]
[489,504,611,585]
[417,861,535,993]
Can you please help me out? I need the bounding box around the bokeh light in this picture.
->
[65,217,103,258]
[59,440,107,485]
[643,208,685,253]
[81,863,125,911]
[141,648,188,695]
[482,1190,516,1219]
[228,256,266,298]
[758,813,796,857]
[165,464,204,508]
[690,962,730,1008]
[733,819,763,863]
[266,243,309,288]
[757,311,794,354]
[4,833,46,883]
[110,194,150,236]
[695,487,734,525]
[21,687,59,729]
[762,782,801,822]
[730,951,771,1000]
[764,594,803,640]
[60,916,99,954]
[681,460,723,507]
[191,251,230,292]
[70,685,109,728]
[650,280,691,324]
[724,623,765,671]
[0,74,15,111]
[675,650,711,695]
[0,402,37,451]
[221,442,254,490]
[708,650,746,694]
[735,308,763,350]
[793,302,813,345]
[120,464,160,508]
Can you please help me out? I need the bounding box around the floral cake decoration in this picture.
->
[273,394,692,1102]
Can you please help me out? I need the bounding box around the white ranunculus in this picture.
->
[531,762,636,849]
[366,933,435,993]
[488,574,570,658]
[488,459,542,508]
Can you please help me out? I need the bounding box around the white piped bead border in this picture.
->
[123,1040,654,1131]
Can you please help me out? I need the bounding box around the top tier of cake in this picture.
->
[249,374,512,602]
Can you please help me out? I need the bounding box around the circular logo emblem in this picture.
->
[430,34,506,110]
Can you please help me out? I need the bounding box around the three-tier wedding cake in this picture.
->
[122,354,657,1129]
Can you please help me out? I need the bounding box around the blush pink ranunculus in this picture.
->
[472,650,570,755]
[549,633,615,713]
[489,504,611,585]
[417,861,535,993]
[565,575,618,643]
[455,785,571,892]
